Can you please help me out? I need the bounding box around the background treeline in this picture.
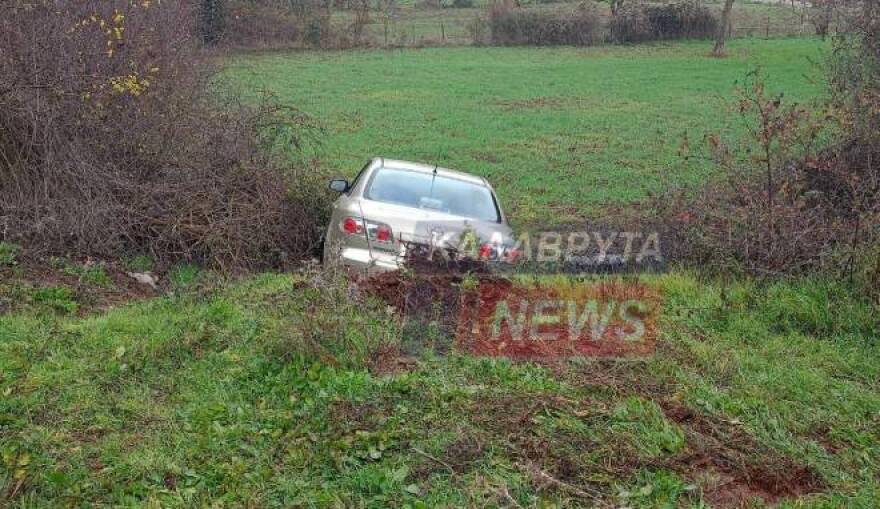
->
[483,0,717,46]
[214,0,721,48]
[196,0,856,49]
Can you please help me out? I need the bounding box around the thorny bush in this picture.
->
[0,0,329,270]
[661,66,879,293]
[657,2,880,298]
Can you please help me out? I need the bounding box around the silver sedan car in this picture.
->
[323,157,515,273]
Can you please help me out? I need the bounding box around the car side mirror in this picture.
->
[328,179,349,193]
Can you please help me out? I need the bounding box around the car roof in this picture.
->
[377,158,489,187]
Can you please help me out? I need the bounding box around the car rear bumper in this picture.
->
[336,246,402,274]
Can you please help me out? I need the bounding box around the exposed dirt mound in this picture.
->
[359,261,823,506]
[362,266,659,359]
[329,399,393,433]
[464,392,608,487]
[0,259,159,315]
[555,358,676,399]
[457,278,659,359]
[660,402,825,507]
[367,344,418,376]
[441,434,486,473]
[458,393,825,507]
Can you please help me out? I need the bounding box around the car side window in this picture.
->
[346,160,372,195]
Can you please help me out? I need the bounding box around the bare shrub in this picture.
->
[810,0,835,38]
[611,1,717,44]
[656,4,880,298]
[658,71,879,281]
[645,1,717,40]
[823,2,880,294]
[0,0,328,270]
[216,0,372,49]
[609,4,654,43]
[488,1,603,46]
[468,15,491,46]
[222,3,303,48]
[349,0,373,45]
[199,0,227,44]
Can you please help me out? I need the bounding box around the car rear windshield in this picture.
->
[365,167,500,222]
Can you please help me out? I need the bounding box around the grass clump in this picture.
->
[0,242,21,266]
[610,396,685,458]
[169,264,203,289]
[0,269,401,505]
[123,255,155,273]
[31,287,79,315]
[62,264,113,287]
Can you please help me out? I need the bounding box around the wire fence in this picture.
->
[335,7,481,46]
[339,10,836,48]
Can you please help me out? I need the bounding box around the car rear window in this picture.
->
[365,167,500,223]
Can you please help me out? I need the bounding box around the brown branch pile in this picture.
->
[0,0,328,270]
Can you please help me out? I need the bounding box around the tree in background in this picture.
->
[199,0,226,44]
[712,0,734,56]
[811,0,833,37]
[830,0,878,137]
[607,0,626,16]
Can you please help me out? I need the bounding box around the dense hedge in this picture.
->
[610,1,718,43]
[488,3,603,46]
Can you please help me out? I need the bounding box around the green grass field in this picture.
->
[229,38,827,224]
[2,268,879,507]
[4,38,879,508]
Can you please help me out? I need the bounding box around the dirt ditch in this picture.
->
[362,265,659,359]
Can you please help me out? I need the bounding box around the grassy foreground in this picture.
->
[228,38,827,224]
[1,269,879,507]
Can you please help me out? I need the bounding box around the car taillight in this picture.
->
[479,243,494,259]
[376,224,392,242]
[340,216,393,244]
[341,217,362,235]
